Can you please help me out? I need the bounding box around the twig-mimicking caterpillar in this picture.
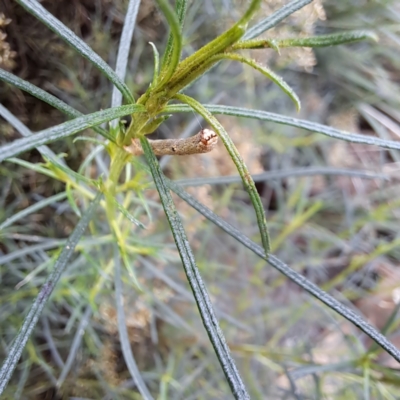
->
[124,129,218,156]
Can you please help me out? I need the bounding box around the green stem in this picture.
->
[105,147,130,225]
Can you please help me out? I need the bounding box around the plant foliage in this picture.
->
[1,0,399,397]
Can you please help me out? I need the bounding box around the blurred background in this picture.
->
[1,0,400,398]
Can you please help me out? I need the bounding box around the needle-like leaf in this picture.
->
[243,0,314,40]
[235,30,378,50]
[159,0,188,83]
[156,0,182,85]
[140,136,250,400]
[0,104,145,162]
[0,68,113,141]
[167,180,400,364]
[174,94,271,257]
[0,193,102,395]
[15,0,134,103]
[219,53,301,111]
[113,247,153,399]
[167,0,261,90]
[111,0,141,112]
[163,104,400,151]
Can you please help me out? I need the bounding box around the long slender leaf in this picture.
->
[175,0,188,28]
[243,0,314,40]
[167,180,400,364]
[6,158,57,180]
[163,104,400,151]
[0,69,80,119]
[367,302,400,356]
[140,136,250,400]
[113,247,153,400]
[113,198,145,228]
[0,192,102,395]
[221,53,301,110]
[237,31,378,49]
[111,0,141,113]
[139,256,251,332]
[0,104,145,162]
[156,0,182,85]
[168,0,261,90]
[0,103,60,162]
[0,104,93,184]
[160,0,188,78]
[173,167,388,187]
[0,69,114,142]
[150,42,160,86]
[0,240,66,265]
[174,94,271,256]
[56,306,92,388]
[15,0,134,104]
[279,30,377,48]
[0,192,67,231]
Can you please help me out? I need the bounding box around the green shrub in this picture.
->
[1,0,399,398]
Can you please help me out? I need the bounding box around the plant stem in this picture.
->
[105,147,131,224]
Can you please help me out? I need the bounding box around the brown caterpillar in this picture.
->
[124,129,218,156]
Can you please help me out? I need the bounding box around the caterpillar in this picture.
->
[124,129,218,156]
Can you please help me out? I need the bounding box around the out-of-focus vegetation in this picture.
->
[1,0,400,398]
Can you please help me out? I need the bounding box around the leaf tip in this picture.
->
[295,98,301,112]
[367,31,379,43]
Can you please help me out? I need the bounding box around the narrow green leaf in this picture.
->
[113,247,153,399]
[0,68,79,119]
[232,38,280,52]
[6,158,57,179]
[167,180,400,364]
[0,104,145,162]
[113,198,145,228]
[78,145,105,176]
[0,103,61,162]
[0,239,66,265]
[45,156,94,186]
[119,248,143,291]
[56,306,92,387]
[174,94,271,256]
[173,167,388,187]
[237,31,378,50]
[0,104,93,184]
[15,0,134,103]
[221,53,301,111]
[277,30,378,48]
[175,0,188,27]
[0,192,102,395]
[149,42,160,86]
[160,0,188,80]
[163,104,400,151]
[243,0,314,40]
[156,0,182,85]
[239,0,262,27]
[73,136,107,147]
[0,68,114,142]
[367,302,400,356]
[167,0,261,90]
[66,184,82,217]
[111,0,140,111]
[140,136,250,400]
[363,365,371,400]
[0,192,67,231]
